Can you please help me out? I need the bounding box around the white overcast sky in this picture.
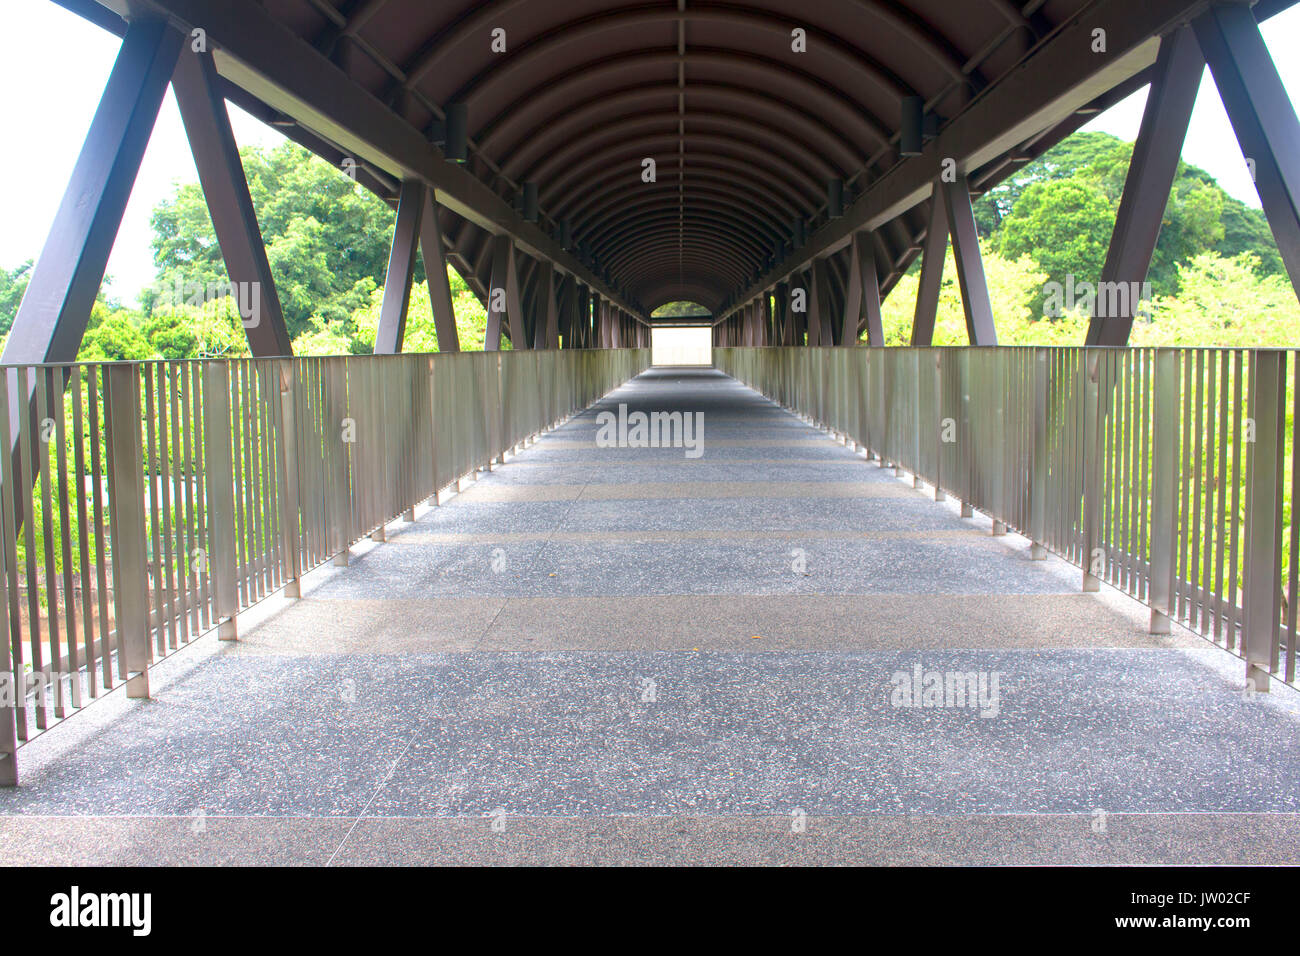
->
[2,0,1300,304]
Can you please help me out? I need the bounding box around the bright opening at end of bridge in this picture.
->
[650,300,713,366]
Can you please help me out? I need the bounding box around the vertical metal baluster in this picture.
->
[1201,353,1218,639]
[1150,349,1179,634]
[178,365,197,638]
[1287,354,1300,683]
[144,366,164,656]
[279,361,301,598]
[86,369,111,689]
[167,365,188,645]
[1227,352,1245,651]
[202,363,239,641]
[1137,350,1152,603]
[71,369,95,695]
[104,364,152,698]
[1189,352,1206,631]
[17,367,46,729]
[1242,350,1286,691]
[192,364,211,632]
[0,370,28,739]
[35,370,66,717]
[1176,351,1193,623]
[53,369,79,709]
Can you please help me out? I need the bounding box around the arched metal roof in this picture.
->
[64,0,1296,325]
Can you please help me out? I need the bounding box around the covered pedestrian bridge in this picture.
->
[2,0,1300,864]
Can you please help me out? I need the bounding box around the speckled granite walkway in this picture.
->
[3,367,1300,865]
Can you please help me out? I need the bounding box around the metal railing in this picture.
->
[0,347,648,783]
[716,345,1299,692]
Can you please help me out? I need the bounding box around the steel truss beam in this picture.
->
[842,231,884,347]
[173,47,293,356]
[374,179,462,353]
[911,192,948,347]
[375,179,423,355]
[1086,27,1204,346]
[1194,1,1300,300]
[4,19,182,366]
[806,260,835,347]
[135,0,646,323]
[533,262,560,350]
[718,0,1208,323]
[419,189,461,352]
[486,234,526,351]
[942,174,998,345]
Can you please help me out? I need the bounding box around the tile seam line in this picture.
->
[6,810,1300,821]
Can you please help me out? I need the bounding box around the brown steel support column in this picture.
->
[843,231,883,347]
[1086,27,1203,346]
[576,282,588,349]
[555,273,574,349]
[575,282,588,347]
[1194,3,1300,301]
[374,178,423,354]
[790,280,808,345]
[419,191,460,352]
[586,289,597,348]
[4,19,182,367]
[942,173,998,345]
[802,271,818,346]
[911,192,949,346]
[486,233,525,350]
[173,46,292,357]
[808,260,835,347]
[775,281,792,345]
[533,262,558,350]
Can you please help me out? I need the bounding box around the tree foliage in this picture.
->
[977,131,1281,301]
[148,141,399,340]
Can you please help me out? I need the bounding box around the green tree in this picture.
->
[148,141,398,340]
[0,260,32,336]
[1135,251,1300,347]
[79,309,152,360]
[880,245,1053,345]
[995,178,1114,307]
[976,130,1283,296]
[143,299,250,359]
[292,263,492,354]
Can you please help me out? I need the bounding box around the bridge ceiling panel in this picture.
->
[141,0,1148,314]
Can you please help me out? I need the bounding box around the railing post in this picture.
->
[202,362,239,640]
[277,360,302,598]
[1149,348,1179,635]
[426,355,440,507]
[1081,350,1104,588]
[1242,349,1286,693]
[932,351,945,501]
[1028,348,1049,559]
[0,547,15,784]
[990,352,1007,536]
[104,364,152,695]
[911,350,924,488]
